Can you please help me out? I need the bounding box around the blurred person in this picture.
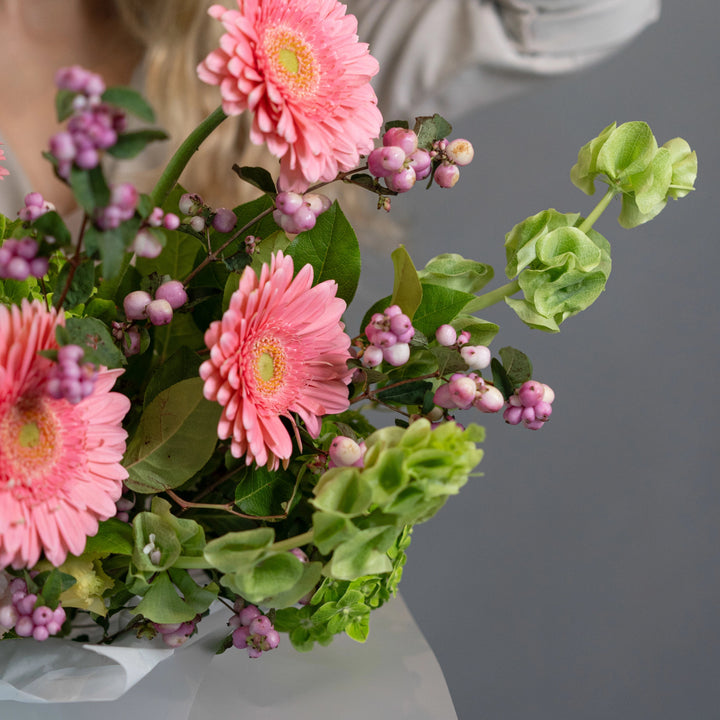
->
[0,0,660,217]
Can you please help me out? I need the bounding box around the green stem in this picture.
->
[470,279,521,311]
[272,530,315,553]
[578,187,617,233]
[150,106,228,207]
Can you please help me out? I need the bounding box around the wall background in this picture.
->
[354,2,720,719]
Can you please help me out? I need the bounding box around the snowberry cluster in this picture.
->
[95,183,138,230]
[503,380,555,430]
[273,191,331,234]
[0,237,49,281]
[123,280,188,327]
[49,66,126,178]
[362,304,415,368]
[153,615,201,648]
[435,324,491,369]
[0,576,66,642]
[18,191,55,222]
[433,372,505,414]
[229,601,280,658]
[328,435,366,468]
[178,192,237,234]
[115,494,135,523]
[46,344,97,405]
[430,138,475,189]
[367,127,431,193]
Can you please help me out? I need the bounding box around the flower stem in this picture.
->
[272,530,315,553]
[150,105,228,207]
[578,187,617,233]
[469,279,521,311]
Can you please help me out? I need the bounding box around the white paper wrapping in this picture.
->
[0,596,457,719]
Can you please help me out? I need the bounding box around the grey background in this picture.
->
[353,2,720,719]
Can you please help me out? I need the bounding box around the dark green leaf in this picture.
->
[55,89,78,123]
[32,211,72,247]
[376,380,433,406]
[69,164,110,213]
[106,129,169,159]
[83,518,134,556]
[231,164,277,194]
[56,258,96,308]
[61,316,126,367]
[101,86,155,123]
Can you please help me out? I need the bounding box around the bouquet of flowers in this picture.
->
[0,0,696,675]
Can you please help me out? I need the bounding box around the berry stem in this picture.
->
[271,530,315,553]
[469,279,521,311]
[578,187,617,233]
[150,105,228,208]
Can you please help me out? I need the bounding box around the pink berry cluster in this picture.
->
[46,344,97,404]
[229,601,280,658]
[328,436,366,468]
[367,127,431,193]
[49,66,126,178]
[435,324,492,370]
[362,304,415,368]
[0,237,48,280]
[115,494,135,523]
[503,380,555,430]
[433,372,505,414]
[153,615,201,648]
[430,138,475,189]
[0,576,66,642]
[273,191,331,234]
[123,280,188,327]
[178,192,237,234]
[18,191,55,222]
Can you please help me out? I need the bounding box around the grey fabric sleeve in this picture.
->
[348,0,661,119]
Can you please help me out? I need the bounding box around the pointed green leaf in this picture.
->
[390,245,422,318]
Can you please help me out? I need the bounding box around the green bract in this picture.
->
[570,121,697,228]
[504,209,611,332]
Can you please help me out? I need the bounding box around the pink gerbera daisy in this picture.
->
[0,301,131,569]
[200,251,352,470]
[197,0,383,191]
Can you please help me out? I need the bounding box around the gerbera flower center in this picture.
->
[252,336,288,398]
[263,26,319,98]
[0,396,61,490]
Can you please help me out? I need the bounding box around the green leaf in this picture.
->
[286,201,360,305]
[55,89,77,123]
[144,346,203,408]
[69,164,110,213]
[203,528,275,574]
[106,129,169,159]
[83,518,134,556]
[390,245,422,319]
[231,164,277,194]
[414,114,452,150]
[325,526,398,580]
[132,512,182,573]
[376,380,433,406]
[134,571,215,624]
[59,316,126,368]
[411,283,476,337]
[222,552,305,604]
[498,346,533,387]
[101,86,156,123]
[312,468,373,517]
[234,466,296,517]
[419,253,494,294]
[32,211,72,247]
[55,258,96,308]
[123,377,222,493]
[570,122,616,195]
[491,357,513,399]
[312,512,358,554]
[35,569,77,610]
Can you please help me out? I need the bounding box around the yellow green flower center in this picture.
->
[252,336,288,398]
[264,26,319,98]
[0,397,61,490]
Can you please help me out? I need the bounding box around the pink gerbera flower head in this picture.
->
[199,250,352,470]
[197,0,383,192]
[0,301,131,569]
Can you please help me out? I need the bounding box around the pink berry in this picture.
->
[368,146,406,177]
[329,436,363,466]
[303,193,331,216]
[238,605,262,627]
[123,290,152,320]
[434,163,460,188]
[15,616,34,637]
[290,205,317,232]
[385,167,416,193]
[146,298,173,326]
[383,342,410,366]
[212,207,237,233]
[474,385,504,413]
[248,616,273,636]
[407,149,432,180]
[503,405,523,425]
[276,191,304,215]
[155,280,188,310]
[33,625,50,642]
[361,345,384,368]
[382,127,418,155]
[435,324,457,346]
[460,345,491,370]
[518,381,544,408]
[446,138,475,166]
[448,375,476,408]
[131,229,163,258]
[232,625,250,648]
[433,383,456,409]
[178,192,204,216]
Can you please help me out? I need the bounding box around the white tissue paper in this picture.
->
[0,595,457,719]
